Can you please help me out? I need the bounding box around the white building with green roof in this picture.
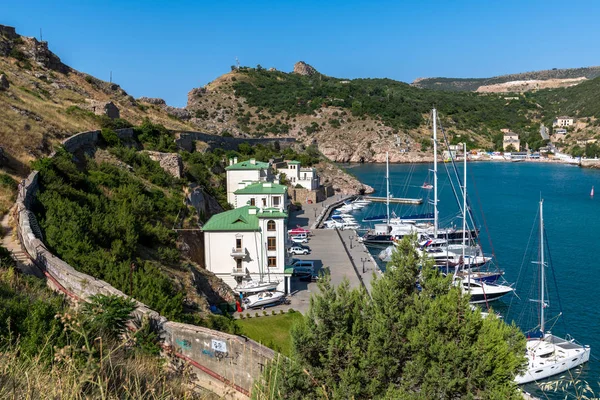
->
[225,158,275,205]
[233,181,288,210]
[202,205,291,294]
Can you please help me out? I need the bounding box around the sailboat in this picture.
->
[591,186,594,197]
[452,142,513,303]
[515,199,591,384]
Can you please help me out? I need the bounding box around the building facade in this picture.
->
[203,206,291,294]
[233,181,288,210]
[503,132,520,151]
[274,160,320,190]
[225,158,274,205]
[553,116,574,127]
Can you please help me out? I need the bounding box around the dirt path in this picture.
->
[1,206,43,277]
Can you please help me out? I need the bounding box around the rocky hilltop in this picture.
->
[0,24,196,171]
[293,61,318,76]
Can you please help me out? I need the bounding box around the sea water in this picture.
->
[343,161,600,396]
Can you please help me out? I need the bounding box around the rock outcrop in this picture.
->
[316,161,374,195]
[0,74,8,91]
[144,151,183,178]
[138,97,167,105]
[293,61,318,76]
[185,183,224,222]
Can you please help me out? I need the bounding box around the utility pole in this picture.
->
[40,28,43,41]
[110,71,112,83]
[236,57,240,70]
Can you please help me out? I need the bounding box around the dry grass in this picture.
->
[0,335,207,400]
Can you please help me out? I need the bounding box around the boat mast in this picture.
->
[462,143,468,283]
[540,199,545,333]
[433,108,438,238]
[386,152,390,225]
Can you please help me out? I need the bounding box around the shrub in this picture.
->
[246,313,251,318]
[288,308,296,314]
[100,128,120,147]
[262,310,268,316]
[255,312,259,318]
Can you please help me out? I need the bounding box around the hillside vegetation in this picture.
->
[412,66,600,91]
[0,251,202,399]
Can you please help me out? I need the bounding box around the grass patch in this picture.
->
[236,312,303,356]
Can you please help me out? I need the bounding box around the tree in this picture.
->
[257,235,526,399]
[505,144,517,152]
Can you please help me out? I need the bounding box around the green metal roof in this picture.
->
[225,160,270,171]
[287,160,301,165]
[234,182,287,195]
[202,206,260,232]
[284,267,295,274]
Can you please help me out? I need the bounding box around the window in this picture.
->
[235,238,242,250]
[267,220,276,231]
[262,198,267,207]
[268,256,277,268]
[236,259,242,270]
[267,237,276,251]
[273,197,280,207]
[250,198,256,206]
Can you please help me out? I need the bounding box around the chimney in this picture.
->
[229,158,233,166]
[234,157,238,164]
[250,158,256,165]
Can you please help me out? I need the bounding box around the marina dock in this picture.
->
[365,196,422,205]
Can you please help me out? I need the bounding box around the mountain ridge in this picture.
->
[412,66,600,92]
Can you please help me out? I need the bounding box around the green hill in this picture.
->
[412,66,600,91]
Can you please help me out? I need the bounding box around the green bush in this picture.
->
[100,128,120,146]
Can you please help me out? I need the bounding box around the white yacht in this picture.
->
[243,291,286,309]
[515,200,590,384]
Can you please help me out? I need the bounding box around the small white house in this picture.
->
[225,158,274,205]
[553,116,574,128]
[203,205,292,294]
[233,181,288,210]
[275,160,320,190]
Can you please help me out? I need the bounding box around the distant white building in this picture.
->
[503,132,520,151]
[553,116,574,128]
[274,160,320,190]
[203,205,292,294]
[233,181,288,210]
[225,158,275,205]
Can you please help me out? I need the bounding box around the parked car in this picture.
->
[291,260,315,277]
[290,232,308,240]
[291,236,309,244]
[288,246,310,255]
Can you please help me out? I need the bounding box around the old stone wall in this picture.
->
[144,151,183,178]
[61,128,133,153]
[15,128,275,397]
[175,131,296,152]
[288,185,328,204]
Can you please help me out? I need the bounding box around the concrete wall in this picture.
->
[175,131,296,153]
[15,128,276,397]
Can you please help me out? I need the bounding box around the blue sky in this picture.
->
[3,1,599,107]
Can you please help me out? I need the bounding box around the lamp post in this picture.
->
[314,207,317,217]
[349,235,354,249]
[361,257,368,274]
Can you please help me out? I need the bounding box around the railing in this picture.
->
[230,247,247,258]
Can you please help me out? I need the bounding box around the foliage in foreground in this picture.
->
[255,236,526,399]
[0,260,199,399]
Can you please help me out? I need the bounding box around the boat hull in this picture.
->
[515,335,591,384]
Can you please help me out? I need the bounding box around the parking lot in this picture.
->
[234,198,382,316]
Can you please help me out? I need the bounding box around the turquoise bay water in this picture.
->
[343,161,600,395]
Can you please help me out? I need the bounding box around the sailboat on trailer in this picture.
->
[515,199,591,384]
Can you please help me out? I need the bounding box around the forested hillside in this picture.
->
[412,66,600,91]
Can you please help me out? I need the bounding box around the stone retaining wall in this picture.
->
[15,129,275,397]
[175,131,296,152]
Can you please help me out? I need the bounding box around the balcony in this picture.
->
[231,267,247,276]
[231,247,247,258]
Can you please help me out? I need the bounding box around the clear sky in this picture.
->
[3,0,599,107]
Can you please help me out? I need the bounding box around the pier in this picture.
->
[365,196,423,205]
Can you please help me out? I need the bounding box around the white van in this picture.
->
[290,233,308,240]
